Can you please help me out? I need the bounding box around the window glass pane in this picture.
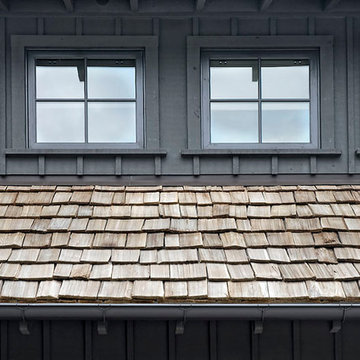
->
[36,66,84,99]
[211,102,258,143]
[88,67,136,99]
[210,60,258,99]
[36,102,85,143]
[262,102,310,143]
[261,60,310,99]
[88,102,136,143]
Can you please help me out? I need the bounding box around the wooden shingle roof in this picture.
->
[0,184,360,302]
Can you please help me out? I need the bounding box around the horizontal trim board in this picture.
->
[0,174,359,185]
[182,149,342,157]
[0,303,359,321]
[5,149,167,156]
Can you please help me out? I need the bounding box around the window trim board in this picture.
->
[10,35,159,151]
[186,35,335,152]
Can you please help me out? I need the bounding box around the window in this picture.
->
[202,51,318,148]
[28,51,143,148]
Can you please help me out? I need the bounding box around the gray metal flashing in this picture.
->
[0,303,358,321]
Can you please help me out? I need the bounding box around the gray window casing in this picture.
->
[11,35,160,152]
[186,35,335,154]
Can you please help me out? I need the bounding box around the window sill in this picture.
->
[5,149,167,156]
[181,149,342,157]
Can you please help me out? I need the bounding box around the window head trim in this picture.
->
[201,49,319,150]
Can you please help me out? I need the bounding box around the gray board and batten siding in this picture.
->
[0,318,359,360]
[1,1,360,184]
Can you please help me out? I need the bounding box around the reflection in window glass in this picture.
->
[210,61,258,99]
[36,66,84,99]
[261,60,309,99]
[88,67,136,99]
[88,102,136,143]
[36,102,84,143]
[211,102,258,143]
[262,102,310,143]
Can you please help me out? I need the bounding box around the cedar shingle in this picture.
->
[179,233,202,248]
[208,282,228,299]
[170,263,206,280]
[267,232,295,247]
[313,232,340,247]
[199,248,226,263]
[267,248,290,263]
[180,205,197,218]
[321,217,347,230]
[285,218,321,231]
[146,233,164,248]
[227,264,254,280]
[18,264,54,280]
[268,281,308,299]
[143,218,170,231]
[279,263,314,281]
[250,219,285,232]
[1,281,38,299]
[37,281,61,299]
[158,249,198,263]
[70,264,92,279]
[244,233,268,247]
[98,281,132,300]
[228,281,269,299]
[132,280,164,299]
[220,232,246,248]
[112,264,149,280]
[106,219,144,232]
[126,233,147,248]
[164,281,187,298]
[251,263,281,280]
[170,219,197,232]
[150,264,170,280]
[188,280,208,298]
[90,264,112,279]
[81,249,111,263]
[112,249,140,263]
[93,233,126,248]
[307,281,345,299]
[224,249,248,263]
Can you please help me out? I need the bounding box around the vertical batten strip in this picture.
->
[231,18,238,35]
[43,321,50,360]
[168,321,176,360]
[292,321,301,360]
[0,321,8,360]
[310,155,317,175]
[126,321,134,360]
[271,155,278,176]
[115,18,122,35]
[77,156,84,176]
[346,17,355,174]
[115,156,122,176]
[85,321,92,360]
[152,18,160,35]
[192,18,199,36]
[38,155,45,176]
[270,17,277,35]
[76,18,83,35]
[37,18,44,35]
[308,16,315,35]
[0,18,6,175]
[209,321,217,360]
[193,156,200,176]
[232,155,239,175]
[154,156,162,176]
[251,331,259,360]
[334,331,342,360]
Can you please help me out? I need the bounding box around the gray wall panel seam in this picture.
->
[346,16,355,174]
[126,321,134,360]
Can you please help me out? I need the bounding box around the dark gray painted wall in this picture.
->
[1,2,360,182]
[1,319,360,360]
